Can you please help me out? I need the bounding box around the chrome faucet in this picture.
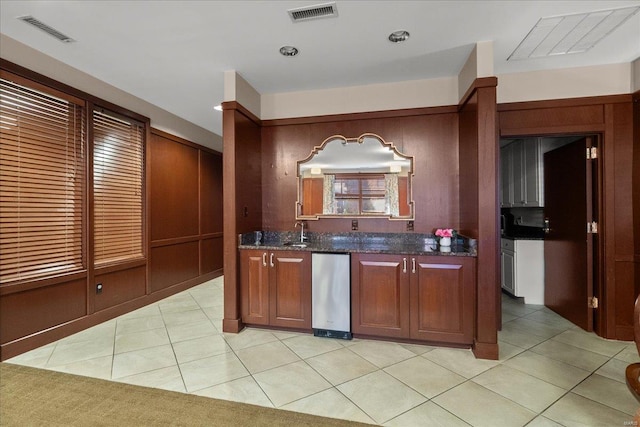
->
[295,221,306,243]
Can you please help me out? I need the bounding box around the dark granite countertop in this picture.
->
[238,231,477,257]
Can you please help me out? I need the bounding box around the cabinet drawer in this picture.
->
[501,239,514,251]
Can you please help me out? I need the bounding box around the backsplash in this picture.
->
[502,207,544,227]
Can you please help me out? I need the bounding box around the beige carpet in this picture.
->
[0,363,372,426]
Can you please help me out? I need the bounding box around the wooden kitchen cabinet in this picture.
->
[351,253,410,338]
[240,249,311,329]
[351,253,475,344]
[409,256,475,344]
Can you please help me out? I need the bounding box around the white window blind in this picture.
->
[0,74,85,284]
[93,110,144,266]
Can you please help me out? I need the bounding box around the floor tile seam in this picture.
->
[183,371,253,395]
[380,357,464,401]
[549,335,630,358]
[330,380,404,426]
[468,370,573,415]
[552,390,636,418]
[501,322,570,341]
[498,357,590,390]
[114,325,169,338]
[565,372,637,416]
[297,351,372,388]
[417,351,490,380]
[527,334,608,371]
[388,399,472,427]
[113,340,175,357]
[545,336,621,360]
[222,336,279,408]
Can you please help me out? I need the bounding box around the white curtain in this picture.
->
[385,174,399,216]
[323,174,336,214]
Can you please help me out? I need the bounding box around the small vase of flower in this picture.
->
[435,228,454,253]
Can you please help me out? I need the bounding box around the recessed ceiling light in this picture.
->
[388,30,410,43]
[279,46,299,56]
[508,6,640,60]
[213,105,223,111]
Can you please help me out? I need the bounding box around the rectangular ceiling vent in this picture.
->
[508,6,639,60]
[288,2,338,23]
[18,16,75,43]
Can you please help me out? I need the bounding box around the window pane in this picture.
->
[0,76,85,284]
[336,199,359,214]
[93,110,144,266]
[362,198,386,213]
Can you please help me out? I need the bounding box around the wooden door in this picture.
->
[240,250,270,325]
[269,250,312,329]
[544,137,594,331]
[409,257,475,344]
[351,253,410,338]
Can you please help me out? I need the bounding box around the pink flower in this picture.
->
[435,228,453,238]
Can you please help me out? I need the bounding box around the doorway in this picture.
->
[499,134,602,333]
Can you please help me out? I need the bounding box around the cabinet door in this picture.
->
[409,257,475,344]
[500,144,514,207]
[511,140,526,206]
[522,139,543,206]
[240,249,270,325]
[501,250,516,295]
[351,253,410,338]
[269,250,312,329]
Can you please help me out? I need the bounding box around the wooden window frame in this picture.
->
[334,173,386,215]
[0,59,149,291]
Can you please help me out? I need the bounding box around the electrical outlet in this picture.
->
[351,220,358,231]
[406,220,414,231]
[96,283,103,294]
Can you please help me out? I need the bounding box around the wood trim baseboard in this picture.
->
[222,317,243,334]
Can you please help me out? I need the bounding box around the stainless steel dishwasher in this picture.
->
[312,253,352,340]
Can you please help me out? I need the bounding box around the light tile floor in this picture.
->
[7,277,639,426]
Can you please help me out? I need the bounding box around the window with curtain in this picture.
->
[0,73,85,284]
[93,109,144,266]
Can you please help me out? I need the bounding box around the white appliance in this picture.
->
[312,253,352,339]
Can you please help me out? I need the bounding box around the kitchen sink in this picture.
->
[282,242,308,248]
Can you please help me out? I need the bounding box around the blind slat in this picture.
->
[0,77,85,284]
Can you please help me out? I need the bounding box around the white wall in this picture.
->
[224,70,261,119]
[0,34,223,151]
[260,77,458,121]
[633,57,640,92]
[497,63,632,104]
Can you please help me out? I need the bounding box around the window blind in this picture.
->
[93,110,143,266]
[0,76,85,284]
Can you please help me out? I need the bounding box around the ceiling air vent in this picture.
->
[288,2,338,23]
[18,16,75,43]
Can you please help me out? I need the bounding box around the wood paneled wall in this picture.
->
[261,110,460,233]
[222,105,263,333]
[149,129,223,294]
[0,60,223,361]
[499,94,635,341]
[458,78,500,359]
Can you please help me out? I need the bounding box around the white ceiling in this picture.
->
[1,0,639,143]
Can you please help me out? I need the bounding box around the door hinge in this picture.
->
[588,296,598,309]
[587,147,598,159]
[587,221,598,234]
